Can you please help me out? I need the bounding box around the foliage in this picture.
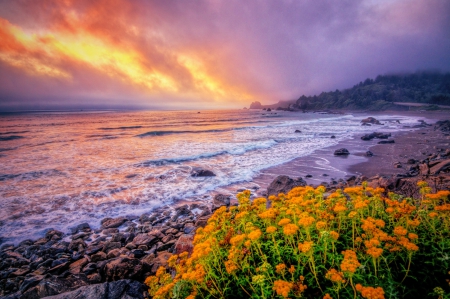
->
[295,71,450,110]
[145,182,450,298]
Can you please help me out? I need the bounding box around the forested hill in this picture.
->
[296,72,450,110]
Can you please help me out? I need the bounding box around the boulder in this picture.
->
[132,234,158,247]
[430,159,450,175]
[174,234,194,255]
[101,217,127,229]
[249,101,263,109]
[212,194,231,211]
[334,148,350,156]
[191,168,216,177]
[41,279,147,299]
[267,175,307,196]
[361,117,381,125]
[330,135,336,139]
[294,130,302,133]
[102,257,144,281]
[150,251,172,274]
[366,151,374,157]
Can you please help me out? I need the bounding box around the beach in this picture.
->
[0,110,449,298]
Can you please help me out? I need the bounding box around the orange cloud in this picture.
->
[0,0,254,106]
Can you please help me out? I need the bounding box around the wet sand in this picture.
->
[245,111,450,195]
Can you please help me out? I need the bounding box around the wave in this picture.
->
[138,139,279,166]
[136,128,234,137]
[0,169,66,182]
[0,135,24,141]
[99,126,143,130]
[0,131,29,135]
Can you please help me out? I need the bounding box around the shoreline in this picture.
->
[1,112,449,298]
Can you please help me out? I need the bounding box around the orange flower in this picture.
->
[275,263,286,274]
[323,294,333,299]
[248,229,262,241]
[266,226,277,233]
[340,250,360,274]
[225,260,238,274]
[355,284,385,299]
[366,247,383,259]
[273,280,293,298]
[289,265,295,274]
[330,231,339,241]
[393,226,407,236]
[325,269,346,283]
[283,223,299,236]
[298,241,314,253]
[316,221,327,230]
[278,218,291,226]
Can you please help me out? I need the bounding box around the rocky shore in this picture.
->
[1,119,449,299]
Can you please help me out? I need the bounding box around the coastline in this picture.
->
[1,111,449,298]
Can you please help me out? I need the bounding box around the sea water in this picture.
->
[0,109,427,244]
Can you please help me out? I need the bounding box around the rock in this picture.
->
[102,241,122,253]
[361,117,381,125]
[102,257,143,281]
[378,140,395,144]
[294,130,301,133]
[407,159,416,164]
[107,249,121,259]
[133,234,158,247]
[19,274,46,293]
[183,224,196,234]
[101,217,127,229]
[41,279,147,299]
[174,234,194,255]
[430,159,450,175]
[21,275,89,298]
[305,174,313,178]
[267,175,307,196]
[249,101,262,109]
[69,257,89,274]
[334,148,350,155]
[102,228,119,235]
[366,151,374,157]
[330,135,336,139]
[85,244,103,255]
[394,162,402,168]
[157,240,176,252]
[191,168,216,177]
[195,216,210,228]
[70,223,91,235]
[150,251,172,274]
[212,194,231,211]
[91,251,107,262]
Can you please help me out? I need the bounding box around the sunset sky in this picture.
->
[0,0,449,111]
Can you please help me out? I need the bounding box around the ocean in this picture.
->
[0,109,427,244]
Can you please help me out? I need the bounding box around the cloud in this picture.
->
[0,0,449,110]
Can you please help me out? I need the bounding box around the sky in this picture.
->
[0,0,449,111]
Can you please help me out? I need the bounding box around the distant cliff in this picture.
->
[250,71,450,111]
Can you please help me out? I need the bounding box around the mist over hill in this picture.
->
[250,71,450,111]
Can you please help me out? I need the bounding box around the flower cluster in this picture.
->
[144,181,450,298]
